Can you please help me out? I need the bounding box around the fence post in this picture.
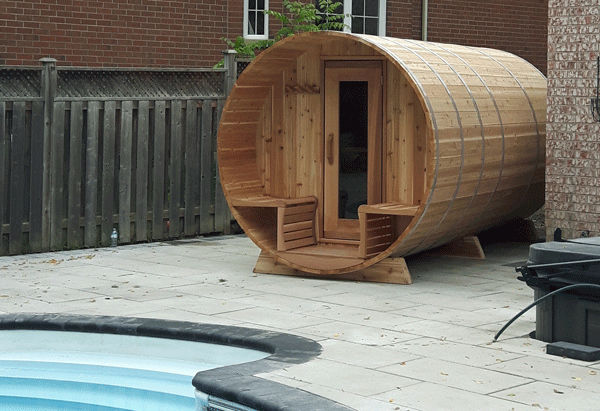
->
[214,50,237,234]
[40,57,57,251]
[222,49,237,95]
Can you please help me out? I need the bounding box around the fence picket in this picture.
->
[152,100,166,240]
[85,101,100,247]
[169,100,183,238]
[214,98,230,234]
[50,101,66,250]
[119,100,133,243]
[136,101,150,242]
[200,100,213,234]
[101,101,117,246]
[0,102,6,251]
[29,101,45,252]
[67,101,84,249]
[9,102,27,254]
[184,99,199,236]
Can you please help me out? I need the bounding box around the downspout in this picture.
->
[422,0,428,41]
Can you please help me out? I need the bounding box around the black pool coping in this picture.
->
[0,313,354,411]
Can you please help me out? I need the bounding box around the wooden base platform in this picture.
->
[426,236,485,259]
[253,251,412,284]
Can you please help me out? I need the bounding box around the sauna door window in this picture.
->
[323,61,382,240]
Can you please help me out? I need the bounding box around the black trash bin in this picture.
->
[521,238,600,348]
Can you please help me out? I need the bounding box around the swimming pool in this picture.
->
[0,314,353,411]
[0,330,267,410]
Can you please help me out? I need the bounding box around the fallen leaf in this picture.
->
[333,334,339,337]
[389,399,394,403]
[506,394,516,397]
[553,389,564,394]
[441,372,448,376]
[591,371,597,375]
[572,377,582,381]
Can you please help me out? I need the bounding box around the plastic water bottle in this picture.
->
[111,228,118,247]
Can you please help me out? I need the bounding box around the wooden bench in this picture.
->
[230,196,318,252]
[358,203,419,259]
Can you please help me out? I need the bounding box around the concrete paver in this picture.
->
[0,235,597,411]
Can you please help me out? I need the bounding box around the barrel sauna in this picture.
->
[218,31,546,275]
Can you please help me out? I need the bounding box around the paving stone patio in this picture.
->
[1,235,598,410]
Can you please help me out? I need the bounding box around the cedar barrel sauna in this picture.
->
[218,31,546,279]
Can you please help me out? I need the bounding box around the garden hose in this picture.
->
[493,283,600,342]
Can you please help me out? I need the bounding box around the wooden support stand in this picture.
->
[253,251,412,284]
[427,236,485,259]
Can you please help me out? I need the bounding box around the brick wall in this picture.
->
[0,0,231,67]
[425,0,548,75]
[1,0,547,71]
[546,0,600,240]
[386,0,418,39]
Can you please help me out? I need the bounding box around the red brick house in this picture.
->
[1,1,547,73]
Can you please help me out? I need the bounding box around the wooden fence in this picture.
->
[0,53,238,256]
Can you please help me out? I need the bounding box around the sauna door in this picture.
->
[323,61,382,240]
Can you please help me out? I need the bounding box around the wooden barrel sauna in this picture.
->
[218,31,546,275]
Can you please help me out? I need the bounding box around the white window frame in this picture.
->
[243,0,269,40]
[342,0,386,36]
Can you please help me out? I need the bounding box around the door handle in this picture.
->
[327,133,334,165]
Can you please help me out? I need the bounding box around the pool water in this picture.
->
[0,330,268,411]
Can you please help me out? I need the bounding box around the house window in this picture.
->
[244,0,268,40]
[316,0,386,36]
[349,0,385,35]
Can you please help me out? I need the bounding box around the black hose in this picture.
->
[493,283,600,342]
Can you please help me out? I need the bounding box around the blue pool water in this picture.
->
[0,330,268,411]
